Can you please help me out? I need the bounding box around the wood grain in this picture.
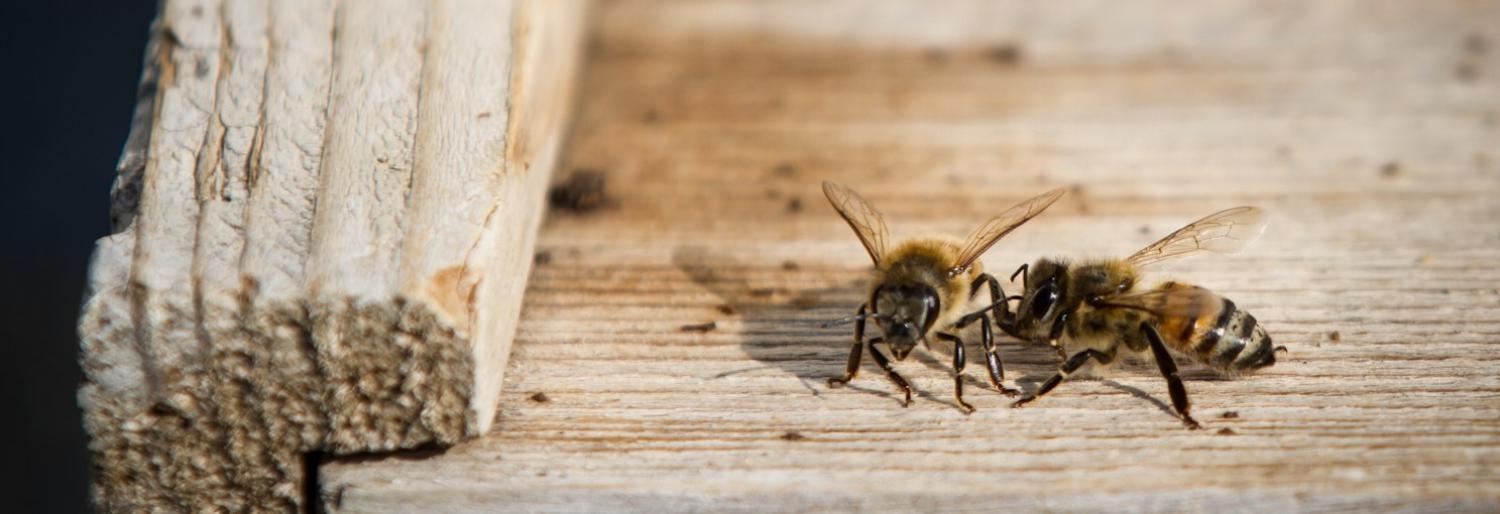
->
[76,0,589,510]
[306,0,429,453]
[322,0,1500,511]
[228,0,335,506]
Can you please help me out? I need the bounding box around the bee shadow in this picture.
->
[674,246,873,400]
[673,246,1056,411]
[1100,380,1177,418]
[1013,362,1226,418]
[1007,374,1176,418]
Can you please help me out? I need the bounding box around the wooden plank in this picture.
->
[77,0,590,510]
[213,0,324,506]
[229,0,335,508]
[305,0,427,453]
[320,0,1500,511]
[195,0,271,505]
[118,0,243,510]
[394,0,519,447]
[392,0,592,443]
[466,0,591,441]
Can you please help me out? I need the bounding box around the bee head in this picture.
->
[1004,259,1070,343]
[872,283,940,360]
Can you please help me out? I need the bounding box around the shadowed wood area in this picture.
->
[321,0,1500,511]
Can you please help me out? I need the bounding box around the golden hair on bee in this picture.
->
[993,206,1276,429]
[820,181,1066,413]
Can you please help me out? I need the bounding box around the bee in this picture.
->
[821,181,1066,413]
[993,206,1282,429]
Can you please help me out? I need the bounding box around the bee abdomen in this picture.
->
[1194,298,1276,372]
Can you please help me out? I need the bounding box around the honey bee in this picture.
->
[993,207,1282,429]
[821,181,1066,413]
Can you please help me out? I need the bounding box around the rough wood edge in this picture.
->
[79,0,592,509]
[468,0,591,437]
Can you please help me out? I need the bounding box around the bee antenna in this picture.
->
[819,316,856,328]
[819,312,890,328]
[1009,263,1030,284]
[974,296,1023,314]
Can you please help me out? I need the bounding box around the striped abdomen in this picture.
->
[1151,283,1277,373]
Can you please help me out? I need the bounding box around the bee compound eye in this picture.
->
[920,289,940,330]
[1031,284,1058,319]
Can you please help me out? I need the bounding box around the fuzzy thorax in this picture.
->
[873,237,979,332]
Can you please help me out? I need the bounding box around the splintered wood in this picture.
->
[320,0,1500,512]
[76,0,587,511]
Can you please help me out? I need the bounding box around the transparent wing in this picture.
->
[1094,286,1223,318]
[1125,206,1267,269]
[950,188,1067,273]
[822,181,890,266]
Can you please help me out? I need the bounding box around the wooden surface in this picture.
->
[76,0,587,510]
[322,0,1500,511]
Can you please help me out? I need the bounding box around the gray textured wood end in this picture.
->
[76,0,588,510]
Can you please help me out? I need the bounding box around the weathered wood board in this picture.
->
[321,0,1500,511]
[76,0,588,510]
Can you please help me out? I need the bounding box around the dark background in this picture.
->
[3,1,157,512]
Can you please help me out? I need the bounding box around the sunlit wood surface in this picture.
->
[322,1,1500,511]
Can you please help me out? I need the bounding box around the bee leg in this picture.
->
[964,275,1021,397]
[868,338,912,407]
[1048,312,1070,361]
[826,340,864,388]
[955,312,1018,397]
[969,273,1013,328]
[1011,348,1110,408]
[828,304,869,388]
[1141,323,1202,430]
[982,315,1020,397]
[935,333,975,414]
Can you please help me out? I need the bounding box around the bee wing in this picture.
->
[1125,206,1267,269]
[822,181,891,266]
[1095,286,1222,318]
[950,188,1067,274]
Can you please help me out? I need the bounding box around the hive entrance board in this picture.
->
[320,0,1500,511]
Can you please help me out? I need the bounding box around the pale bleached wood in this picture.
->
[77,232,143,510]
[192,0,273,506]
[394,0,589,441]
[309,0,588,454]
[392,0,518,447]
[467,0,590,438]
[230,0,336,508]
[119,0,246,510]
[305,0,431,453]
[78,0,590,511]
[320,0,1500,512]
[133,0,219,407]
